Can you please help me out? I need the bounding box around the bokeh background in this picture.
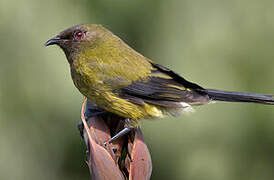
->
[1,0,274,179]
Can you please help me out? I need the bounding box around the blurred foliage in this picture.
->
[1,0,274,179]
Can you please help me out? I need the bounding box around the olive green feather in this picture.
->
[45,24,274,127]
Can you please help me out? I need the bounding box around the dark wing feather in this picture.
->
[151,63,206,91]
[118,63,210,107]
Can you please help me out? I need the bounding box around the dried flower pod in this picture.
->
[80,99,152,180]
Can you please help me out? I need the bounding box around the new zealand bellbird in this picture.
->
[45,24,274,143]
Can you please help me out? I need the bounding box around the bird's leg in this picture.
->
[104,118,134,145]
[104,127,133,145]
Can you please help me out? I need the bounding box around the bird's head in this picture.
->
[45,24,109,63]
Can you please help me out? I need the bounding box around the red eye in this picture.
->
[74,31,85,40]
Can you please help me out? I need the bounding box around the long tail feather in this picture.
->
[204,89,274,105]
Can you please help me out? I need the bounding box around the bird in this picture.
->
[45,24,274,144]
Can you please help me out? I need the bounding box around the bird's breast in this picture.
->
[70,61,99,96]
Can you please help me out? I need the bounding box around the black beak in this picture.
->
[44,36,61,46]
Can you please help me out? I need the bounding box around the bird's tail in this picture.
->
[204,89,274,105]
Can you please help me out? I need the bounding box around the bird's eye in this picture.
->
[74,31,85,40]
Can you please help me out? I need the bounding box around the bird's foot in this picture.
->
[104,127,133,146]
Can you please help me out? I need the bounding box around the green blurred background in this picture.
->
[1,0,274,179]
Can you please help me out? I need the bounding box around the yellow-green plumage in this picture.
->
[71,26,165,123]
[45,24,274,144]
[45,24,274,129]
[45,24,211,127]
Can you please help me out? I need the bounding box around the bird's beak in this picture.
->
[44,36,61,46]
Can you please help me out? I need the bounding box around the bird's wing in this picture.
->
[116,63,210,107]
